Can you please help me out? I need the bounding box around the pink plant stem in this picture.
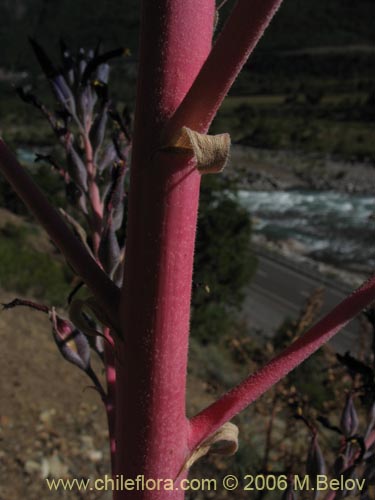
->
[115,2,215,498]
[103,329,117,474]
[163,0,283,139]
[83,135,103,257]
[0,139,119,321]
[189,275,375,451]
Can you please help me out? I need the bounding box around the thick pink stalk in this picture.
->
[83,135,103,257]
[114,2,215,498]
[164,0,283,138]
[103,329,117,473]
[189,275,375,450]
[0,140,119,321]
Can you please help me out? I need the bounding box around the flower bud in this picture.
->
[340,394,359,437]
[98,143,118,173]
[306,435,326,500]
[98,221,121,276]
[336,465,357,499]
[79,85,96,125]
[67,146,88,192]
[103,162,126,231]
[96,64,110,85]
[49,309,90,372]
[52,75,76,116]
[90,102,109,155]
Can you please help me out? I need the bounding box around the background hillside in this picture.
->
[0,0,374,70]
[1,0,374,163]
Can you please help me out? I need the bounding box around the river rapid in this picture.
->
[238,190,375,275]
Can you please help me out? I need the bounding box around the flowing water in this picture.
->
[237,190,375,272]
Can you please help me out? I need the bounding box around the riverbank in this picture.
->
[225,145,375,194]
[251,235,367,290]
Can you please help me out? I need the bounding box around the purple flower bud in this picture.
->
[87,335,104,363]
[336,465,357,500]
[307,435,326,476]
[90,102,109,155]
[112,253,125,287]
[67,146,88,192]
[98,221,121,276]
[52,75,76,116]
[96,64,110,84]
[306,435,326,499]
[79,85,95,126]
[98,143,118,173]
[50,309,90,372]
[77,191,88,215]
[103,162,126,231]
[340,394,359,437]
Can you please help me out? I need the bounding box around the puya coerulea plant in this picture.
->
[0,2,375,499]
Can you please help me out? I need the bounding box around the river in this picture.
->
[237,190,375,274]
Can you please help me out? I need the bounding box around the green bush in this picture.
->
[0,161,68,216]
[0,224,72,305]
[191,176,257,343]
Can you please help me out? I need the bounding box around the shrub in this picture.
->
[192,175,256,343]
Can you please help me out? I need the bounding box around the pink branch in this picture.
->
[163,0,283,139]
[189,274,375,451]
[0,140,119,321]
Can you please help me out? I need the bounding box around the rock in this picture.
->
[87,450,103,463]
[80,435,94,449]
[39,408,56,425]
[41,453,69,479]
[24,460,41,475]
[40,458,50,479]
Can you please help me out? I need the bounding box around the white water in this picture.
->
[237,190,375,271]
